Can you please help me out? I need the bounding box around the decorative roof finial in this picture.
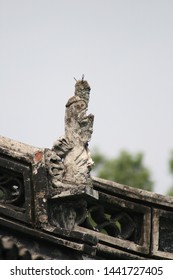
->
[46,78,94,188]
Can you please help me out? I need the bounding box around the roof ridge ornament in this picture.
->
[46,78,94,188]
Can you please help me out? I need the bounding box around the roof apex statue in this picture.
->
[46,78,94,188]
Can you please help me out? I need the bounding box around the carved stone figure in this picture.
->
[46,78,94,188]
[49,200,88,230]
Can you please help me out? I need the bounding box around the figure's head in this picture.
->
[74,79,91,103]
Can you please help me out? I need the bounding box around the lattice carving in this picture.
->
[80,204,143,243]
[0,168,24,206]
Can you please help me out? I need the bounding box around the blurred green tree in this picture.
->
[92,149,154,191]
[167,151,173,196]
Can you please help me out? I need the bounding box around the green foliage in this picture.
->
[167,188,173,196]
[167,151,173,196]
[92,149,153,191]
[169,151,173,174]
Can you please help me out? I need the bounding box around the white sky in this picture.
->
[1,0,173,195]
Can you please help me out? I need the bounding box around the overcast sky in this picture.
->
[1,0,173,195]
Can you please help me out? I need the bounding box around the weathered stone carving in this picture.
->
[46,78,94,188]
[45,79,97,231]
[49,200,88,230]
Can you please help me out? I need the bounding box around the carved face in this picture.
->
[75,100,87,113]
[62,207,76,230]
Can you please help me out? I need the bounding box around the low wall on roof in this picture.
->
[0,135,173,259]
